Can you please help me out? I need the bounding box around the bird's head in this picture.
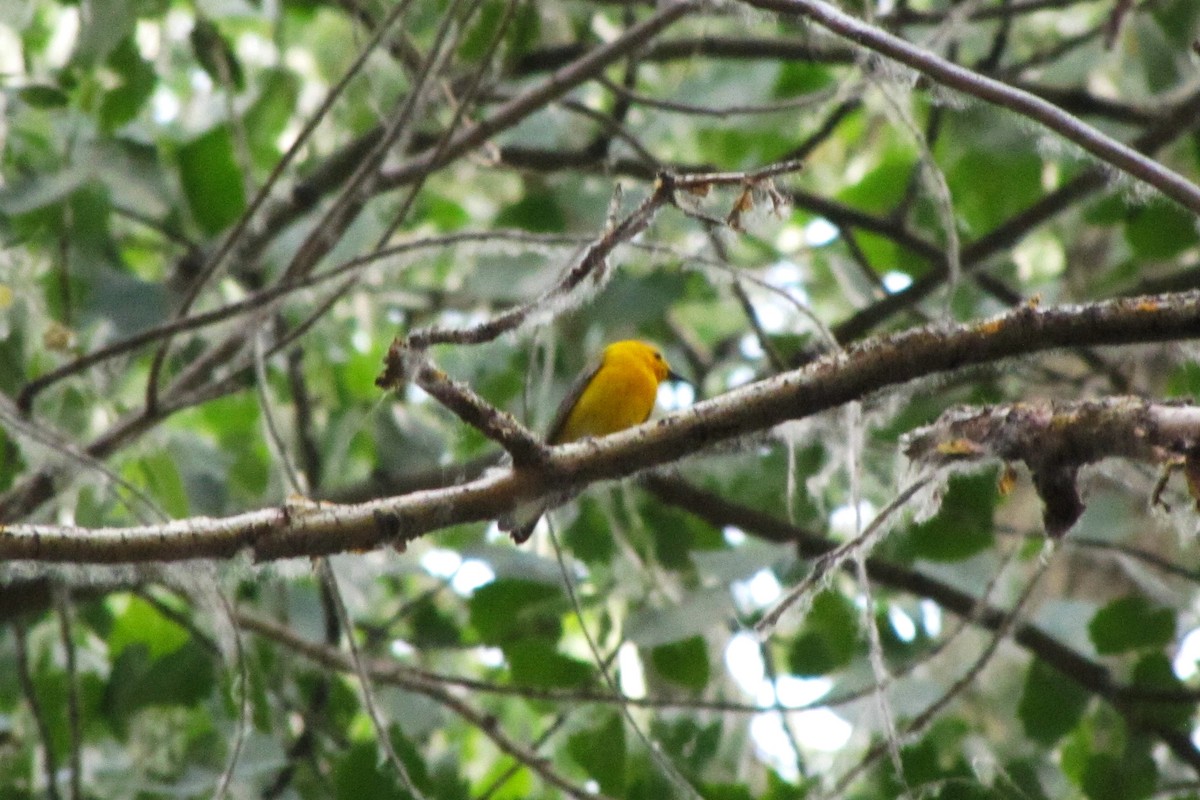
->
[606,340,686,385]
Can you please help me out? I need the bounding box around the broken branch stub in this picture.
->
[903,397,1200,537]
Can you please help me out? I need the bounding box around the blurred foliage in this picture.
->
[3,0,1200,797]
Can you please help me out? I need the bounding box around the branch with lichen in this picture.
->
[373,159,803,462]
[6,291,1200,565]
[905,397,1200,535]
[376,340,548,466]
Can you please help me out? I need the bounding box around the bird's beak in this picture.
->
[667,368,690,386]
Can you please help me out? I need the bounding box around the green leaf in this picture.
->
[461,0,539,62]
[84,265,168,338]
[417,193,470,231]
[787,589,859,676]
[1152,0,1200,49]
[699,783,754,800]
[772,62,835,98]
[1018,659,1090,745]
[61,184,115,267]
[1080,751,1156,800]
[948,150,1041,232]
[650,636,710,691]
[135,451,190,518]
[190,18,244,90]
[1125,201,1199,260]
[1135,16,1182,94]
[494,191,566,233]
[99,38,156,131]
[1166,360,1200,398]
[836,155,911,214]
[32,670,104,766]
[1088,596,1175,655]
[102,640,215,734]
[409,596,461,648]
[108,595,190,660]
[1084,195,1129,225]
[0,426,25,493]
[141,643,215,707]
[179,394,268,510]
[582,270,694,334]
[888,718,973,791]
[243,68,299,166]
[695,125,793,170]
[176,125,247,234]
[502,639,592,687]
[642,499,722,570]
[388,727,433,795]
[653,717,723,773]
[18,84,69,108]
[297,668,361,735]
[427,756,471,800]
[875,603,933,660]
[901,471,997,562]
[998,757,1051,800]
[506,3,541,60]
[568,712,626,795]
[625,588,735,647]
[627,754,676,800]
[563,497,616,564]
[30,669,68,761]
[90,138,172,221]
[714,444,823,526]
[334,740,408,800]
[0,168,89,216]
[468,579,563,645]
[1128,653,1193,729]
[71,0,134,63]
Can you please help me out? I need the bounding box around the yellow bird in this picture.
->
[505,340,684,543]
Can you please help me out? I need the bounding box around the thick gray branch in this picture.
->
[5,292,1200,564]
[741,0,1200,214]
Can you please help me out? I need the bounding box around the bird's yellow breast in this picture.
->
[552,344,664,444]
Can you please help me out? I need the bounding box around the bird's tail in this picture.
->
[504,516,541,544]
[498,499,545,543]
[500,487,580,543]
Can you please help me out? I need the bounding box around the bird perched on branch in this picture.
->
[504,339,686,543]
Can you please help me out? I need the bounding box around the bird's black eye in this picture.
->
[654,352,663,360]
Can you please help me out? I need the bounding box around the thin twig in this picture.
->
[385,347,547,466]
[547,520,704,800]
[52,584,81,800]
[211,589,250,800]
[819,549,1057,798]
[758,476,929,632]
[646,476,1200,776]
[14,619,62,800]
[315,558,430,799]
[143,0,421,411]
[240,605,617,799]
[742,0,1200,213]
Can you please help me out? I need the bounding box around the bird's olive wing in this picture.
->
[544,354,604,445]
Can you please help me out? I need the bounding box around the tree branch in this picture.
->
[6,292,1200,563]
[741,0,1200,214]
[238,611,618,800]
[644,475,1200,777]
[905,397,1200,535]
